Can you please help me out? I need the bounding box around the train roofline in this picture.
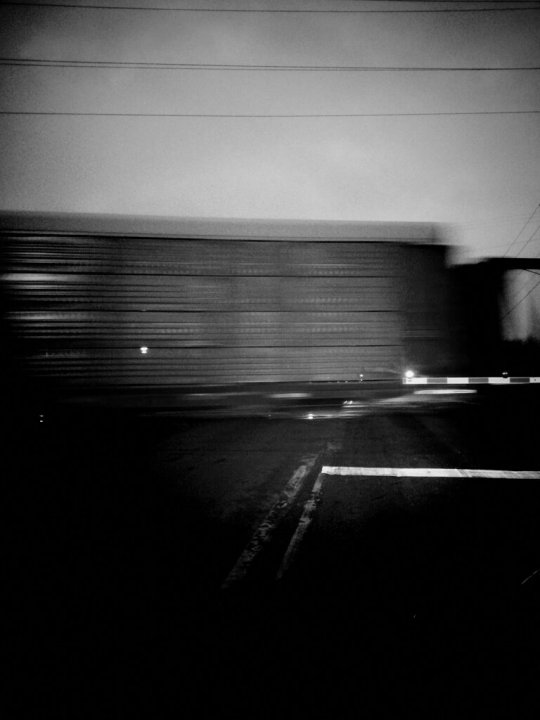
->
[0,211,444,243]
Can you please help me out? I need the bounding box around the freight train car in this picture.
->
[0,213,464,403]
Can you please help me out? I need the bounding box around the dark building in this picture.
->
[453,257,540,376]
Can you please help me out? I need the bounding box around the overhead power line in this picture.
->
[505,258,540,306]
[507,271,540,301]
[503,202,540,256]
[502,277,540,318]
[338,0,540,2]
[3,1,540,12]
[516,224,540,257]
[1,109,539,117]
[2,58,540,72]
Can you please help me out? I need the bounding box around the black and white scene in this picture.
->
[2,1,540,718]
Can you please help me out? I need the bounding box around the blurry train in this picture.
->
[1,212,538,408]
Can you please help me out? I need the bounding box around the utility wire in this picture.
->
[2,58,540,71]
[504,259,540,308]
[3,2,540,13]
[1,109,539,117]
[342,1,540,3]
[344,1,540,3]
[507,272,540,301]
[503,202,540,256]
[502,277,540,318]
[516,224,540,257]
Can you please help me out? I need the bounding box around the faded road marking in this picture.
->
[221,454,320,589]
[271,392,311,399]
[322,467,540,479]
[275,465,540,578]
[276,471,325,581]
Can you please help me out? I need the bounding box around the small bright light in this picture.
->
[404,370,415,379]
[140,346,149,355]
[307,413,314,420]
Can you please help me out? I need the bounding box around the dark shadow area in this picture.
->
[5,392,540,719]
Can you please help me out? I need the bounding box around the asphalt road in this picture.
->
[6,387,540,718]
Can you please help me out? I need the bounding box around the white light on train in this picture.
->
[140,346,149,355]
[404,370,415,379]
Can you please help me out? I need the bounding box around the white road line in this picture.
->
[322,466,540,479]
[271,392,311,399]
[221,453,320,590]
[414,389,476,395]
[521,568,540,586]
[273,464,540,581]
[276,471,325,581]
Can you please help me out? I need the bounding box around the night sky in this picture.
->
[1,0,539,264]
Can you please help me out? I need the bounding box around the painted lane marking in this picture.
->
[521,567,540,586]
[321,467,540,479]
[413,389,477,395]
[274,464,540,581]
[271,392,311,399]
[276,471,325,581]
[221,454,320,589]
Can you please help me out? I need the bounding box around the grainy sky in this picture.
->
[1,0,540,263]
